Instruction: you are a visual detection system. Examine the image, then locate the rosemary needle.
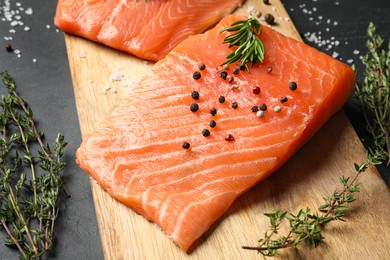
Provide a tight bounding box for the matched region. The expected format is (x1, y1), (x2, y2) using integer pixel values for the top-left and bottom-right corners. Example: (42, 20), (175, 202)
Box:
(220, 16), (265, 72)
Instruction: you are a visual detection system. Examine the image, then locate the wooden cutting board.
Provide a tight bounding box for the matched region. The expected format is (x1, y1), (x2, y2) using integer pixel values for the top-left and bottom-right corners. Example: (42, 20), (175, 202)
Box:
(64, 1), (390, 259)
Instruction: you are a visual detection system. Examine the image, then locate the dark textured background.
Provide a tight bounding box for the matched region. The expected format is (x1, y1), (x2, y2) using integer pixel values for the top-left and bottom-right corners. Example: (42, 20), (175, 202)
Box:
(0, 0), (388, 259)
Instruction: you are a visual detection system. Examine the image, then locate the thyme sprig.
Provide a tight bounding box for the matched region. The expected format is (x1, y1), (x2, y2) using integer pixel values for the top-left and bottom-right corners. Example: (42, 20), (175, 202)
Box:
(242, 149), (386, 257)
(220, 16), (265, 72)
(0, 71), (68, 259)
(355, 22), (390, 165)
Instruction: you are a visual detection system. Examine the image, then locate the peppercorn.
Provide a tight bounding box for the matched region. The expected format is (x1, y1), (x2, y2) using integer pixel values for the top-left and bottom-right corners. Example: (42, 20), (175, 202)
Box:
(228, 76), (234, 83)
(225, 134), (235, 141)
(251, 106), (259, 112)
(191, 91), (199, 100)
(190, 103), (199, 112)
(259, 103), (267, 111)
(280, 96), (288, 103)
(209, 120), (216, 128)
(289, 81), (298, 91)
(264, 13), (275, 25)
(193, 71), (201, 80)
(233, 68), (240, 75)
(182, 142), (190, 149)
(274, 106), (282, 113)
(231, 102), (238, 109)
(220, 71), (228, 80)
(202, 129), (211, 137)
(198, 63), (206, 71)
(219, 96), (226, 103)
(231, 84), (239, 90)
(256, 111), (265, 118)
(263, 0), (270, 5)
(239, 64), (246, 71)
(5, 43), (13, 52)
(210, 107), (217, 116)
(252, 86), (261, 94)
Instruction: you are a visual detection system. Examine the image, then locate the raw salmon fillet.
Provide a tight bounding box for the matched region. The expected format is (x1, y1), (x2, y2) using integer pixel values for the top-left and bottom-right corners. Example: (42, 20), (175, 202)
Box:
(76, 15), (355, 251)
(54, 0), (244, 61)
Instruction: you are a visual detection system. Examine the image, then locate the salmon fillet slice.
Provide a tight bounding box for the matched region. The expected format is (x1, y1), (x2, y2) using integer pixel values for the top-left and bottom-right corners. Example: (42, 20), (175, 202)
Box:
(54, 0), (244, 61)
(76, 15), (356, 251)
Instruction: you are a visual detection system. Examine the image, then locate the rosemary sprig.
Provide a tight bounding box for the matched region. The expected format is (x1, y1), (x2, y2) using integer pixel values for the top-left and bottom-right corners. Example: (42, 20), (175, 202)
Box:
(242, 149), (386, 257)
(355, 22), (390, 165)
(220, 16), (265, 72)
(0, 71), (68, 259)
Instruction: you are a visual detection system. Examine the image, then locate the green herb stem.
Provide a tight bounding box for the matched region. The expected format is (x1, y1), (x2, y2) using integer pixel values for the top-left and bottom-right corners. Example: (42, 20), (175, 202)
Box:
(355, 22), (389, 165)
(220, 16), (265, 71)
(0, 71), (68, 259)
(242, 149), (385, 257)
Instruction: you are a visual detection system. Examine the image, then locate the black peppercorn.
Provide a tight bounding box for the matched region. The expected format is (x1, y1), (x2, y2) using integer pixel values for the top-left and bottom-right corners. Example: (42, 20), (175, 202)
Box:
(264, 13), (275, 25)
(263, 0), (270, 5)
(220, 71), (228, 80)
(259, 103), (267, 111)
(190, 103), (199, 112)
(233, 68), (240, 75)
(193, 71), (201, 80)
(289, 81), (298, 91)
(182, 142), (190, 149)
(280, 96), (288, 103)
(198, 63), (206, 71)
(202, 129), (211, 137)
(231, 102), (238, 109)
(251, 106), (259, 112)
(210, 107), (217, 116)
(191, 91), (199, 100)
(209, 120), (216, 128)
(5, 43), (13, 52)
(219, 96), (225, 103)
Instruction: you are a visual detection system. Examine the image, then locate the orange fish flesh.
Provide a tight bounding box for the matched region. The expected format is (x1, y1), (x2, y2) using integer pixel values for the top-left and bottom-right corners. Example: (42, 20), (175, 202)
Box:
(54, 0), (245, 61)
(76, 15), (356, 251)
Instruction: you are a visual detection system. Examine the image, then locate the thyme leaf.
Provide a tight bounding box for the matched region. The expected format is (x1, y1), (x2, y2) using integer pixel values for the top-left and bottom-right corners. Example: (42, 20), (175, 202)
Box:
(242, 149), (386, 257)
(355, 22), (390, 165)
(220, 16), (265, 72)
(0, 71), (68, 259)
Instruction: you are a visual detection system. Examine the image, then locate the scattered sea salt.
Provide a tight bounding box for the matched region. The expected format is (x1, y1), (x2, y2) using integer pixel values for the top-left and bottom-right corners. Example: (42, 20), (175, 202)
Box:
(109, 71), (124, 82)
(46, 24), (51, 29)
(32, 58), (37, 63)
(23, 26), (30, 31)
(353, 50), (360, 55)
(347, 59), (353, 64)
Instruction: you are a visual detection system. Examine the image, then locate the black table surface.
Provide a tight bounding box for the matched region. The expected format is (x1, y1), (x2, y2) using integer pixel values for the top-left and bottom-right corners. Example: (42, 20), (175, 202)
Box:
(0, 0), (388, 259)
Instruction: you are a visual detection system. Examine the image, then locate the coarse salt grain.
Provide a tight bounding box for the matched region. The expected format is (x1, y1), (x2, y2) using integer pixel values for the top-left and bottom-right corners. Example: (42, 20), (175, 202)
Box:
(25, 8), (33, 15)
(353, 50), (360, 55)
(109, 71), (123, 82)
